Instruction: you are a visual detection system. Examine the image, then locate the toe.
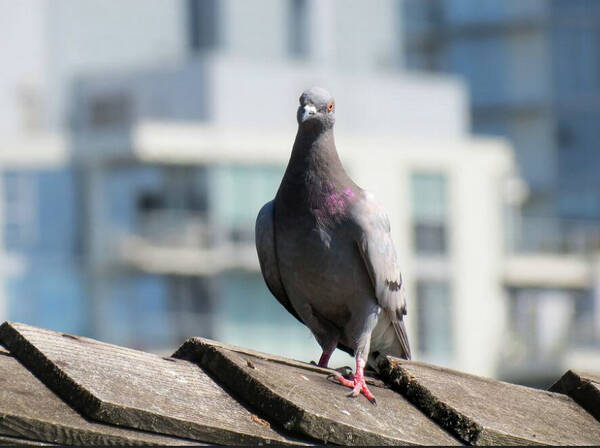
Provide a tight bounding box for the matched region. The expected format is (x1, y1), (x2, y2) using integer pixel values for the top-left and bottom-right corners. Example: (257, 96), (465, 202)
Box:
(335, 375), (355, 388)
(349, 383), (362, 397)
(361, 383), (377, 405)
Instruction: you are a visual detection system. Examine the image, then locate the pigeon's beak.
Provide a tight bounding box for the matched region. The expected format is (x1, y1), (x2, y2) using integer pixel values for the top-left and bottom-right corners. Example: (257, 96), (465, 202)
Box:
(301, 104), (317, 122)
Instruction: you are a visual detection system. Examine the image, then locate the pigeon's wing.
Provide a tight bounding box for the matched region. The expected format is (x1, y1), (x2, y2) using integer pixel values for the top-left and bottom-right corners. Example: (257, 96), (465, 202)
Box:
(352, 192), (411, 359)
(255, 200), (302, 323)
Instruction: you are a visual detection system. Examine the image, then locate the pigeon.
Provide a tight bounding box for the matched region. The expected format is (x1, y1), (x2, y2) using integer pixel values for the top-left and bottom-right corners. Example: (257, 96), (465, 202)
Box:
(255, 87), (410, 404)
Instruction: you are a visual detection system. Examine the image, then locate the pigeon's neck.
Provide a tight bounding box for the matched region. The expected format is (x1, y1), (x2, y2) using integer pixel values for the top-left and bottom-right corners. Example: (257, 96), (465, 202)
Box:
(277, 127), (355, 213)
(286, 127), (350, 187)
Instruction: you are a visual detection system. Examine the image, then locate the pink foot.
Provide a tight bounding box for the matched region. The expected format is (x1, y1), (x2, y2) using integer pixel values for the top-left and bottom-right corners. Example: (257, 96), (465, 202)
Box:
(331, 358), (376, 405)
(335, 374), (376, 404)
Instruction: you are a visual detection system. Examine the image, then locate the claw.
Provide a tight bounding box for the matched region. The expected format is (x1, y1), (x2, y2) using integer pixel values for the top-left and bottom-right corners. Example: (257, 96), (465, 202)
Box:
(333, 374), (377, 405)
(326, 373), (340, 383)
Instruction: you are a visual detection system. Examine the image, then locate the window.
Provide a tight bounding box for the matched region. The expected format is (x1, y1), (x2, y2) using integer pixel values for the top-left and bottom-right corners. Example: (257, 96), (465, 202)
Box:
(3, 171), (38, 252)
(571, 290), (596, 347)
(168, 276), (215, 343)
(411, 172), (449, 255)
(99, 274), (171, 350)
(288, 0), (308, 58)
(7, 265), (85, 335)
(89, 93), (132, 129)
(17, 83), (43, 132)
(188, 0), (219, 52)
(508, 287), (576, 361)
(416, 280), (452, 357)
(211, 164), (283, 243)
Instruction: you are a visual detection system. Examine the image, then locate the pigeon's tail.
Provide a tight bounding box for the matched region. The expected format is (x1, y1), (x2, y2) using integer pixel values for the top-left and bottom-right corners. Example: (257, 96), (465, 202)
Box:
(391, 319), (411, 360)
(367, 311), (411, 372)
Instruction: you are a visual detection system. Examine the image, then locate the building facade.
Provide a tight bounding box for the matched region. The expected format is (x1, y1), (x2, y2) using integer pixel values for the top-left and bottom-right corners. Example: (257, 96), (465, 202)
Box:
(403, 0), (600, 222)
(403, 0), (600, 384)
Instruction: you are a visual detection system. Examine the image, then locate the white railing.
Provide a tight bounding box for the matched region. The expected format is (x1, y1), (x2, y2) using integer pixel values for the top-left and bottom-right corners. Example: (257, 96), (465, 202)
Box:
(501, 295), (600, 371)
(135, 210), (215, 248)
(113, 210), (258, 274)
(507, 215), (600, 255)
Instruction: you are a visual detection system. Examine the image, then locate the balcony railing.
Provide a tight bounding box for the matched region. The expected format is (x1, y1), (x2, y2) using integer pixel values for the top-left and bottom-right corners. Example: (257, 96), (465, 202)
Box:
(507, 215), (600, 255)
(500, 290), (600, 379)
(133, 209), (254, 248)
(113, 210), (257, 274)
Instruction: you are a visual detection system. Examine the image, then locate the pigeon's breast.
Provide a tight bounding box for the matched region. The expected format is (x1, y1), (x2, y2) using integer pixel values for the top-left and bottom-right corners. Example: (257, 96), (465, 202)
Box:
(275, 213), (374, 323)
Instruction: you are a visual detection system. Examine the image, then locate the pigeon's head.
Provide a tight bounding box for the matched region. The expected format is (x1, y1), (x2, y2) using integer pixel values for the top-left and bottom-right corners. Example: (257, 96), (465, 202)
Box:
(297, 87), (335, 131)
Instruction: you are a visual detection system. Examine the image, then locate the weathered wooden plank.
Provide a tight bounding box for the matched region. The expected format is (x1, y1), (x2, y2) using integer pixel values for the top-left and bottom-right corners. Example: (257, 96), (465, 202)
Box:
(0, 322), (307, 446)
(379, 357), (600, 445)
(0, 348), (200, 446)
(0, 434), (57, 446)
(550, 370), (600, 422)
(173, 337), (461, 446)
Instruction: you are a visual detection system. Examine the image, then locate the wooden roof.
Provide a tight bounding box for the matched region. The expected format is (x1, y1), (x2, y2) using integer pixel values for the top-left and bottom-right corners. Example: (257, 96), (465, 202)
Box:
(1, 321), (599, 446)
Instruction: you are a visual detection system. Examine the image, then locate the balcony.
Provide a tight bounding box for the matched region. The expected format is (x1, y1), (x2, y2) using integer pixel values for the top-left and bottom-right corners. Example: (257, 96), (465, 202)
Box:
(508, 215), (600, 255)
(114, 209), (258, 275)
(498, 287), (600, 385)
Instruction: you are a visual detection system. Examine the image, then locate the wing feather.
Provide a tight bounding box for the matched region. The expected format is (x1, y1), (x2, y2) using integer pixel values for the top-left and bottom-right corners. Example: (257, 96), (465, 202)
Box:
(353, 193), (411, 359)
(255, 200), (302, 323)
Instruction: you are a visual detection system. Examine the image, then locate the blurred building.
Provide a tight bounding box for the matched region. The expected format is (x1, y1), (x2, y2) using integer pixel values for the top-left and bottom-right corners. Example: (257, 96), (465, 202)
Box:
(0, 0), (598, 385)
(403, 0), (600, 384)
(403, 0), (600, 227)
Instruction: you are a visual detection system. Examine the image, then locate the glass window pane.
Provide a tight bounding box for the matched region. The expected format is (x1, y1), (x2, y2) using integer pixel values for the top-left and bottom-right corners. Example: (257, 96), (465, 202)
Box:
(416, 281), (452, 359)
(414, 223), (447, 254)
(411, 172), (448, 254)
(215, 272), (345, 363)
(411, 172), (447, 221)
(211, 164), (283, 241)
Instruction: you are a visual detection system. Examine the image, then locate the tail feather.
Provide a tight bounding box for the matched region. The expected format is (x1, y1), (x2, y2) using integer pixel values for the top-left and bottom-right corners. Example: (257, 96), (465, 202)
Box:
(367, 311), (411, 372)
(392, 319), (411, 360)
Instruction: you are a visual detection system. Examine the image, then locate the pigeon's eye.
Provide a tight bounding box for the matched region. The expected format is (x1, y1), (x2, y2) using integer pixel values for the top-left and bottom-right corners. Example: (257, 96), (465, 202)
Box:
(327, 102), (334, 112)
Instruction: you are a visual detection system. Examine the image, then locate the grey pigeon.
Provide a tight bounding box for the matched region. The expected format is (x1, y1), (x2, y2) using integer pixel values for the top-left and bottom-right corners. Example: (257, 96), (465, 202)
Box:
(255, 87), (410, 404)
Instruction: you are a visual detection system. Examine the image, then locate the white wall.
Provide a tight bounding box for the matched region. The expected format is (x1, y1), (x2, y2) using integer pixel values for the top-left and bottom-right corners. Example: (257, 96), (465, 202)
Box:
(332, 0), (401, 70)
(45, 0), (188, 130)
(0, 1), (46, 134)
(221, 0), (402, 70)
(208, 56), (469, 137)
(0, 0), (188, 135)
(221, 0), (289, 61)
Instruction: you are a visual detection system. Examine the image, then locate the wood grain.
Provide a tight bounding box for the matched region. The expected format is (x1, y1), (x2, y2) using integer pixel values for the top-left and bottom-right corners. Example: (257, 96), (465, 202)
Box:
(379, 357), (600, 445)
(0, 348), (201, 445)
(174, 337), (461, 445)
(0, 434), (57, 446)
(0, 322), (306, 446)
(550, 369), (600, 423)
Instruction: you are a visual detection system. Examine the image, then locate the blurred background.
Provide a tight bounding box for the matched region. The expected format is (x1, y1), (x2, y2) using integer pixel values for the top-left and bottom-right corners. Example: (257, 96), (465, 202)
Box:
(1, 0), (599, 388)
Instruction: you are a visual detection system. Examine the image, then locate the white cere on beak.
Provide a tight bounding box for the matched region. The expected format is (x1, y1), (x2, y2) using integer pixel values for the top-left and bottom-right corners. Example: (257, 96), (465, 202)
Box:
(302, 104), (317, 122)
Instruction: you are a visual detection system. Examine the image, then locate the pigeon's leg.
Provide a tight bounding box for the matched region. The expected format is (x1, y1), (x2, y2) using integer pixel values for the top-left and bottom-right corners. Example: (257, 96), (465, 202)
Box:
(333, 311), (378, 404)
(296, 302), (340, 368)
(317, 349), (333, 368)
(335, 356), (376, 404)
(313, 338), (338, 368)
